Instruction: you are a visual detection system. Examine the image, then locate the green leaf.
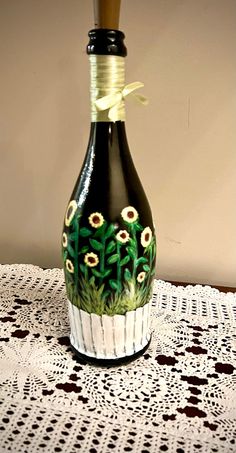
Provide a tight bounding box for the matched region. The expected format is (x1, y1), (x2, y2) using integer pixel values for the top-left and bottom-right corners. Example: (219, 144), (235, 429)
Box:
(91, 268), (103, 278)
(79, 264), (86, 273)
(124, 268), (132, 281)
(120, 255), (130, 266)
(79, 245), (89, 254)
(105, 223), (115, 239)
(106, 240), (116, 254)
(67, 244), (76, 258)
(103, 268), (112, 278)
(109, 279), (120, 291)
(129, 238), (136, 248)
(89, 239), (103, 251)
(136, 257), (148, 266)
(133, 222), (143, 232)
(107, 254), (119, 264)
(69, 232), (77, 241)
(126, 246), (136, 260)
(79, 227), (92, 237)
(143, 264), (150, 272)
(94, 222), (106, 238)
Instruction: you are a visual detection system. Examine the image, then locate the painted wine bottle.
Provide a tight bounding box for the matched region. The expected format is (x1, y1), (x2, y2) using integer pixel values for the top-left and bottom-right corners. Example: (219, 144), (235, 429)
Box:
(62, 27), (156, 365)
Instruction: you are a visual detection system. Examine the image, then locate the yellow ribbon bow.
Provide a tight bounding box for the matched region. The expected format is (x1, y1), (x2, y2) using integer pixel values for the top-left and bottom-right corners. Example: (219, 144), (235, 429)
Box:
(94, 82), (149, 122)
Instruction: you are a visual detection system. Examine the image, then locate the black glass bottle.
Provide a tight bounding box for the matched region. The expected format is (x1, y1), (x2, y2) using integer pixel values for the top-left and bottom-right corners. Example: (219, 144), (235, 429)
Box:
(62, 29), (156, 365)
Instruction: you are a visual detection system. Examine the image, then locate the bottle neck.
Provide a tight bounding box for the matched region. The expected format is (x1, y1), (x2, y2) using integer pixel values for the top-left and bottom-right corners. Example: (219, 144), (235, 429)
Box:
(89, 54), (126, 122)
(89, 121), (128, 149)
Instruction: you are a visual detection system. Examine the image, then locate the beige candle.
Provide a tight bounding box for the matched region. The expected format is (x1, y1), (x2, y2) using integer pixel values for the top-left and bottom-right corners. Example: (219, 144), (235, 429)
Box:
(93, 0), (121, 29)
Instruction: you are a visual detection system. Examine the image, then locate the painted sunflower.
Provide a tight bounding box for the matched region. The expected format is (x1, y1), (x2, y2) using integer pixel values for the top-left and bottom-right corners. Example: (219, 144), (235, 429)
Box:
(88, 212), (104, 228)
(66, 259), (74, 273)
(62, 232), (68, 248)
(65, 200), (77, 227)
(116, 230), (130, 244)
(141, 227), (152, 248)
(84, 252), (99, 267)
(121, 206), (138, 223)
(137, 271), (146, 283)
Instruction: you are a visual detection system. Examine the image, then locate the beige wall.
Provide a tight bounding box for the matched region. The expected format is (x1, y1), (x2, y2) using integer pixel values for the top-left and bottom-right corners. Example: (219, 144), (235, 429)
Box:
(1, 0), (236, 286)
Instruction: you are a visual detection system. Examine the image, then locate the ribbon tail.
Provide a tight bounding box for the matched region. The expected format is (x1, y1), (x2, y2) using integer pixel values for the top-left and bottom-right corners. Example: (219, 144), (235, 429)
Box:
(122, 82), (144, 97)
(131, 93), (149, 106)
(94, 81), (148, 121)
(95, 93), (122, 111)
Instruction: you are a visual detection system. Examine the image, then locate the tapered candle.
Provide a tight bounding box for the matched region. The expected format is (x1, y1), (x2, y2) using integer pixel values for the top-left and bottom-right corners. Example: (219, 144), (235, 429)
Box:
(93, 0), (121, 29)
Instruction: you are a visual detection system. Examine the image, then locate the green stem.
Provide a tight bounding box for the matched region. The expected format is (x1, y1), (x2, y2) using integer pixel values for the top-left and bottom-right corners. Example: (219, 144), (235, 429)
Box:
(99, 234), (106, 286)
(131, 224), (138, 280)
(147, 245), (153, 289)
(74, 216), (80, 293)
(117, 242), (121, 289)
(84, 264), (89, 282)
(152, 238), (157, 268)
(150, 243), (153, 268)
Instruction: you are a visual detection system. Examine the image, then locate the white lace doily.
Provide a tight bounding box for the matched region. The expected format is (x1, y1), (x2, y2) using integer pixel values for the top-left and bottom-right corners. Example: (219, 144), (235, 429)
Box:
(0, 264), (235, 453)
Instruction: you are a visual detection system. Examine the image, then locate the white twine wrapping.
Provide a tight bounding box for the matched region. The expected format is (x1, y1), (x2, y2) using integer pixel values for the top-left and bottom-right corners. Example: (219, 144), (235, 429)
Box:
(90, 55), (148, 122)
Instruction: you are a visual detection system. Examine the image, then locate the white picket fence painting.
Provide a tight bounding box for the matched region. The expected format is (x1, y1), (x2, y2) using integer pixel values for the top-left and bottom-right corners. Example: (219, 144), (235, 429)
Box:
(68, 301), (152, 360)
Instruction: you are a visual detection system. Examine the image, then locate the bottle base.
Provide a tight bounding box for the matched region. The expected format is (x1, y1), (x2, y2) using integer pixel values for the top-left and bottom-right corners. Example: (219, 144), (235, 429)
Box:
(70, 336), (151, 367)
